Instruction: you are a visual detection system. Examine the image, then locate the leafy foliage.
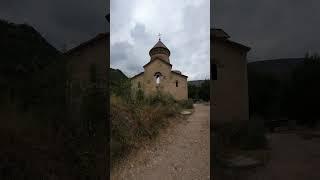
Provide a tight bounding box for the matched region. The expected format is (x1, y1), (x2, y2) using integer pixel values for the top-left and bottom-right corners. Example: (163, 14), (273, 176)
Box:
(248, 68), (282, 119)
(287, 53), (320, 127)
(248, 52), (320, 128)
(178, 99), (194, 109)
(188, 84), (200, 100)
(199, 80), (210, 101)
(188, 79), (210, 101)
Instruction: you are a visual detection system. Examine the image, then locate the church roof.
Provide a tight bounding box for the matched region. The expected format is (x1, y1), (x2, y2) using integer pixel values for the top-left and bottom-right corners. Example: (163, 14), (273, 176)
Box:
(152, 39), (169, 49)
(149, 39), (171, 57)
(131, 72), (144, 79)
(143, 57), (172, 68)
(171, 70), (188, 78)
(211, 28), (230, 39)
(64, 33), (109, 56)
(211, 28), (250, 52)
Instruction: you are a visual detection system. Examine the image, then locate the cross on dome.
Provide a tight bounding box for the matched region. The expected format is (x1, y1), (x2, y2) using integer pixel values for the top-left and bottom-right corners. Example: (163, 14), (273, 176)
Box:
(158, 33), (162, 40)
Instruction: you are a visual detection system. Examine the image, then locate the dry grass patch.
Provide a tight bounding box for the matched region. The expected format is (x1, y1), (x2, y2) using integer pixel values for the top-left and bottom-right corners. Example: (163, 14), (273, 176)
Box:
(110, 94), (184, 167)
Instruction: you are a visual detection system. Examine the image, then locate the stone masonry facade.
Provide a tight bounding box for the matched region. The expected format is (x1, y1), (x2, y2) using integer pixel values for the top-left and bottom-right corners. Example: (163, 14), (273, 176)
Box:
(131, 39), (188, 101)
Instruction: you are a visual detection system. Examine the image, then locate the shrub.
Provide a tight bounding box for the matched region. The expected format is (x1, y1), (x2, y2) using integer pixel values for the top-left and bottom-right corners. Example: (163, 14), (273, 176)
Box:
(188, 80), (210, 101)
(110, 79), (133, 103)
(136, 89), (144, 102)
(110, 93), (180, 165)
(145, 92), (175, 106)
(178, 99), (194, 109)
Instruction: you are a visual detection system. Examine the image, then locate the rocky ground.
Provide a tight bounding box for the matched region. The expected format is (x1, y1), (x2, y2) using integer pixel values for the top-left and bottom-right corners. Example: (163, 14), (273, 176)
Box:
(111, 103), (210, 180)
(247, 131), (320, 180)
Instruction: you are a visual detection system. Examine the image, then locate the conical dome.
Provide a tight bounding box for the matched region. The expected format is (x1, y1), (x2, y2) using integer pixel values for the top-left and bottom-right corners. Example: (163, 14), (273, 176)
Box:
(149, 39), (171, 62)
(152, 40), (169, 49)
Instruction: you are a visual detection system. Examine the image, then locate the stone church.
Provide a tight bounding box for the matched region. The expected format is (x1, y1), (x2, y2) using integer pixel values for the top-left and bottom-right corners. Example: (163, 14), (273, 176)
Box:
(211, 28), (250, 124)
(131, 38), (188, 100)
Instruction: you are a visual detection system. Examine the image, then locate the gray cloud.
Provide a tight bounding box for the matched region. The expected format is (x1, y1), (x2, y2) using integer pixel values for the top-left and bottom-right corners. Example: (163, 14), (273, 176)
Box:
(111, 0), (210, 80)
(212, 0), (320, 61)
(0, 0), (108, 50)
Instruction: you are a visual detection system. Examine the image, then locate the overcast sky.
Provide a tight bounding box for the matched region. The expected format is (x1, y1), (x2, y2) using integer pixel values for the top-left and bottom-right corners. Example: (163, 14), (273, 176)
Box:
(2, 0), (317, 70)
(212, 0), (320, 61)
(0, 0), (108, 50)
(110, 0), (210, 80)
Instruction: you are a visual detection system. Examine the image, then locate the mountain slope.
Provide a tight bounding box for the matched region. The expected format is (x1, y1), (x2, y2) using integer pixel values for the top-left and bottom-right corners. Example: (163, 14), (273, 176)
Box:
(188, 80), (205, 87)
(110, 68), (128, 82)
(248, 58), (304, 81)
(247, 58), (305, 118)
(0, 19), (61, 79)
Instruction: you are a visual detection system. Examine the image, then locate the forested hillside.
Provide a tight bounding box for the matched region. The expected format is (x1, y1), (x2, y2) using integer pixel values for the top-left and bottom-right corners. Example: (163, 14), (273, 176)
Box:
(248, 55), (320, 127)
(0, 19), (61, 78)
(0, 20), (71, 179)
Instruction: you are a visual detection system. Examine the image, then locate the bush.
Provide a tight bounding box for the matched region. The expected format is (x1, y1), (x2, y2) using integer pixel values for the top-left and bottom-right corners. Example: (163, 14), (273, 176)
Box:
(110, 93), (180, 165)
(145, 92), (176, 106)
(136, 89), (144, 102)
(188, 80), (210, 101)
(110, 79), (133, 103)
(178, 99), (194, 109)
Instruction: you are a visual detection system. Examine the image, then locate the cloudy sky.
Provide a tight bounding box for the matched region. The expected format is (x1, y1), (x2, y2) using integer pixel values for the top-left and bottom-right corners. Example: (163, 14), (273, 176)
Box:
(212, 0), (320, 61)
(0, 0), (108, 50)
(2, 0), (317, 69)
(110, 0), (210, 80)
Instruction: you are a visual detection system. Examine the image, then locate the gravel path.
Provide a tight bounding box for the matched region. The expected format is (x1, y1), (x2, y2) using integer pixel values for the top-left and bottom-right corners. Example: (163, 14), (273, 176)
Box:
(111, 103), (210, 180)
(248, 132), (320, 180)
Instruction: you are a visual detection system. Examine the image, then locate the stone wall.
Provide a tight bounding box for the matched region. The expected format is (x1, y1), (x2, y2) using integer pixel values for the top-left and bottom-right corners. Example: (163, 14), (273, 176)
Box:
(168, 73), (188, 100)
(212, 39), (249, 123)
(131, 59), (188, 100)
(64, 34), (108, 179)
(66, 34), (108, 127)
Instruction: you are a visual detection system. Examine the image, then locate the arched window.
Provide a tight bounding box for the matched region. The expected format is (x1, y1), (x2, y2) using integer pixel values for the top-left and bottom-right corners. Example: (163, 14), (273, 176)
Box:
(176, 80), (179, 87)
(154, 72), (162, 85)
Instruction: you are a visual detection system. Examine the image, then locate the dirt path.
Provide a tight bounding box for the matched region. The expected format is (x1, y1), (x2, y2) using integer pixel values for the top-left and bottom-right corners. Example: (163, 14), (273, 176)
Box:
(111, 103), (210, 180)
(248, 132), (320, 180)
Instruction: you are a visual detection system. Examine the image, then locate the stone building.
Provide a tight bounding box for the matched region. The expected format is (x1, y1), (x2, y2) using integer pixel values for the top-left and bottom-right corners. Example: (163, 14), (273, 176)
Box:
(63, 15), (109, 178)
(211, 28), (250, 123)
(65, 33), (108, 126)
(131, 39), (188, 100)
(65, 34), (108, 178)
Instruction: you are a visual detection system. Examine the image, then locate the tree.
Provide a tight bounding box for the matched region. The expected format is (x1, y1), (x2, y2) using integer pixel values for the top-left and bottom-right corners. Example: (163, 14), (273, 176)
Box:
(288, 52), (320, 127)
(248, 69), (281, 119)
(188, 84), (199, 100)
(199, 80), (210, 101)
